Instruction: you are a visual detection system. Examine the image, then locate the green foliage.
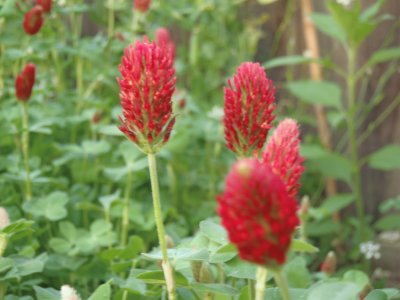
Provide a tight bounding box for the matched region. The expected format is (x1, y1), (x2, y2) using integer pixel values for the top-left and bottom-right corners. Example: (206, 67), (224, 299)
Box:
(368, 145), (400, 171)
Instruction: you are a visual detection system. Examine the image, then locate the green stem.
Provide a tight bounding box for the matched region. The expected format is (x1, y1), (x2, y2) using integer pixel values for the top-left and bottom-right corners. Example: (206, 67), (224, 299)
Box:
(248, 279), (255, 300)
(121, 169), (132, 246)
(147, 153), (176, 300)
(274, 269), (291, 300)
(346, 46), (365, 240)
(255, 267), (268, 300)
(21, 102), (32, 201)
(0, 283), (6, 300)
(108, 0), (115, 39)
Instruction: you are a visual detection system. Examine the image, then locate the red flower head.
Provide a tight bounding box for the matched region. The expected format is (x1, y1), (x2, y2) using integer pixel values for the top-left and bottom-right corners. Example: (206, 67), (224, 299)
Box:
(23, 5), (44, 35)
(133, 0), (151, 13)
(118, 37), (176, 153)
(156, 27), (175, 60)
(263, 118), (304, 199)
(217, 158), (299, 267)
(224, 62), (276, 157)
(36, 0), (52, 13)
(15, 63), (36, 102)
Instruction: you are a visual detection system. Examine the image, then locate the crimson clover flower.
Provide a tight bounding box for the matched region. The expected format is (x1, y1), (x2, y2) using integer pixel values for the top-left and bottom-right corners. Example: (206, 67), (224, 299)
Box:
(217, 158), (299, 267)
(156, 28), (175, 60)
(15, 63), (36, 101)
(224, 62), (276, 157)
(118, 38), (176, 153)
(263, 118), (304, 199)
(23, 5), (44, 35)
(133, 0), (151, 13)
(36, 0), (52, 13)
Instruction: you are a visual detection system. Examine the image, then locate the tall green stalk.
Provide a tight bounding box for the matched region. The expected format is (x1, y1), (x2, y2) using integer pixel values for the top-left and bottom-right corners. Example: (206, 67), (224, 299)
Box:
(147, 153), (176, 300)
(346, 45), (365, 240)
(121, 169), (132, 246)
(274, 269), (291, 300)
(21, 102), (32, 201)
(108, 0), (115, 39)
(255, 267), (268, 300)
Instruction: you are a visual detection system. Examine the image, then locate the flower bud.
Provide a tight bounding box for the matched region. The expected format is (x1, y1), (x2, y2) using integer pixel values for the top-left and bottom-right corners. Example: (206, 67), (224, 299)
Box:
(191, 261), (214, 283)
(199, 262), (214, 283)
(321, 251), (337, 275)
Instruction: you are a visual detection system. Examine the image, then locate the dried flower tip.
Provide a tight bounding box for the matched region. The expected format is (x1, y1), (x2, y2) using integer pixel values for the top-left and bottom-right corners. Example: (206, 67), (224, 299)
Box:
(223, 62), (276, 157)
(263, 118), (304, 199)
(0, 208), (10, 230)
(218, 158), (299, 267)
(133, 0), (151, 13)
(60, 285), (81, 300)
(321, 251), (337, 275)
(23, 5), (44, 35)
(15, 63), (36, 102)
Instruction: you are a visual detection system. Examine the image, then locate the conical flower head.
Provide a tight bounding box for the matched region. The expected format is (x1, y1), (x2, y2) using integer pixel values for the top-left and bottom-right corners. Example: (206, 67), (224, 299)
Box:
(118, 38), (176, 153)
(23, 5), (44, 35)
(263, 118), (304, 199)
(15, 63), (36, 102)
(224, 62), (276, 157)
(217, 158), (299, 267)
(156, 28), (175, 60)
(133, 0), (151, 13)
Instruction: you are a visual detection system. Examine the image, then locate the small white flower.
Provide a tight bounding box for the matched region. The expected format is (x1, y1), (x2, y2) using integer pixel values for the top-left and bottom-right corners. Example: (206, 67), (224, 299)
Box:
(0, 207), (10, 230)
(60, 285), (81, 300)
(360, 241), (381, 260)
(207, 106), (224, 120)
(337, 0), (352, 6)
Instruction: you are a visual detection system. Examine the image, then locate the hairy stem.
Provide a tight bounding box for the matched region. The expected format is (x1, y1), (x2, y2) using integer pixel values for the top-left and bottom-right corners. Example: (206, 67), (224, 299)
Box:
(346, 46), (365, 240)
(255, 267), (268, 300)
(274, 269), (291, 300)
(21, 102), (32, 201)
(147, 153), (176, 300)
